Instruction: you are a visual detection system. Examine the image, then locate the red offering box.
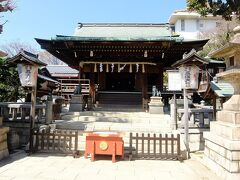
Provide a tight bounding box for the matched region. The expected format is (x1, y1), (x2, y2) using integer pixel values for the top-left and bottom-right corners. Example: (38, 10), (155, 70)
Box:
(84, 132), (124, 162)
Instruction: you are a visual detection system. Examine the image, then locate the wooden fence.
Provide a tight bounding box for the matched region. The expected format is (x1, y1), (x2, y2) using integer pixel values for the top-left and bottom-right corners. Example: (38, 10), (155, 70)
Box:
(129, 133), (181, 160)
(33, 128), (78, 154)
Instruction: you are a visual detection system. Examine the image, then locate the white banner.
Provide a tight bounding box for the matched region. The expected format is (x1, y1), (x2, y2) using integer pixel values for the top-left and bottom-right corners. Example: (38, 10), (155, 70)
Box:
(179, 65), (199, 89)
(167, 70), (182, 91)
(17, 64), (38, 87)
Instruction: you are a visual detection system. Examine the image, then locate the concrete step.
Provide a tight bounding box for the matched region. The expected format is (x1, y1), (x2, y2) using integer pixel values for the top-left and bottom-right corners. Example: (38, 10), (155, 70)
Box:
(56, 121), (171, 133)
(60, 116), (170, 125)
(61, 111), (169, 119)
(58, 111), (171, 135)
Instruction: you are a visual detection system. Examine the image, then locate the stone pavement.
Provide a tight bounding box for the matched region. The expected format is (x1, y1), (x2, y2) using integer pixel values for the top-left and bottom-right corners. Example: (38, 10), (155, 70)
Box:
(0, 151), (222, 180)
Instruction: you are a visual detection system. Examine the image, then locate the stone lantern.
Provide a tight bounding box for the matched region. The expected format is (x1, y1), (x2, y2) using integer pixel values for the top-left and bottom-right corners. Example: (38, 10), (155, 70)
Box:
(203, 26), (240, 180)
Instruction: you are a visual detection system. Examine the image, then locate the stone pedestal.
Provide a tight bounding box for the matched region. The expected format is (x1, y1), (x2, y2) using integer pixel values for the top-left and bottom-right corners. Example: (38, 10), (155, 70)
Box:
(148, 96), (164, 114)
(203, 106), (240, 179)
(0, 117), (9, 160)
(69, 95), (84, 112)
(203, 75), (240, 179)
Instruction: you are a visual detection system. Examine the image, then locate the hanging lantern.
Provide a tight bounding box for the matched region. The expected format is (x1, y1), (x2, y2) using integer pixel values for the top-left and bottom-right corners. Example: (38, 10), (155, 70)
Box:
(142, 64), (145, 73)
(129, 64), (132, 73)
(94, 63), (97, 72)
(144, 50), (148, 58)
(118, 64), (120, 73)
(106, 64), (109, 72)
(90, 50), (94, 57)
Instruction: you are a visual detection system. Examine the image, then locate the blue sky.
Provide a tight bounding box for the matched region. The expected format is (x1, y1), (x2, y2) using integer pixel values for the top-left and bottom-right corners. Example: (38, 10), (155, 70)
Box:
(0, 0), (187, 50)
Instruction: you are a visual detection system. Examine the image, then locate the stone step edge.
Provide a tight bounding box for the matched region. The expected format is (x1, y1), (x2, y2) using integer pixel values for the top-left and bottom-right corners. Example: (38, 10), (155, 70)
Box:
(204, 132), (240, 151)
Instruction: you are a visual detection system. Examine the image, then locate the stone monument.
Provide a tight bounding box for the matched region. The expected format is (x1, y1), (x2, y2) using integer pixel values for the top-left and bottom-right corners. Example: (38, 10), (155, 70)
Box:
(69, 85), (84, 112)
(148, 86), (164, 114)
(203, 26), (240, 180)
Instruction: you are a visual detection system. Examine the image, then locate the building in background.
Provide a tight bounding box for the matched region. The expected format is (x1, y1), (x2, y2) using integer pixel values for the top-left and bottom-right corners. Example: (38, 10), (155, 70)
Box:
(169, 10), (222, 40)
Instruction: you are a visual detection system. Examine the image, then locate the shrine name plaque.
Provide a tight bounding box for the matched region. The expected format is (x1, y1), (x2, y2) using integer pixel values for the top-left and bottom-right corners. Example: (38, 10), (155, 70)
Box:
(84, 132), (124, 163)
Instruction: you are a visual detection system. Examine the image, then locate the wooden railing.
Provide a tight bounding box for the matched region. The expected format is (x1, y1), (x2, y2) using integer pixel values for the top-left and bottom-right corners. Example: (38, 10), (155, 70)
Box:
(58, 79), (90, 103)
(0, 102), (46, 122)
(129, 133), (181, 160)
(33, 128), (78, 154)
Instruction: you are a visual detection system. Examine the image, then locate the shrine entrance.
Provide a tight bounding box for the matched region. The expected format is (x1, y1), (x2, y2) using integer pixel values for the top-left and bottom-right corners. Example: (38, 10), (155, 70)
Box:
(36, 23), (208, 108)
(106, 73), (135, 91)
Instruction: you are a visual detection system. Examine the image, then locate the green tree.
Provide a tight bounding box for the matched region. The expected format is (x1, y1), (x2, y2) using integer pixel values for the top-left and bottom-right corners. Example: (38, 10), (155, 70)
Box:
(0, 57), (24, 102)
(187, 0), (240, 20)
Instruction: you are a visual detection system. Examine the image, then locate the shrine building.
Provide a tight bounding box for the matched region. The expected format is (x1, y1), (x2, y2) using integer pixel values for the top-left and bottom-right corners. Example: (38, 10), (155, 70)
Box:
(36, 23), (208, 108)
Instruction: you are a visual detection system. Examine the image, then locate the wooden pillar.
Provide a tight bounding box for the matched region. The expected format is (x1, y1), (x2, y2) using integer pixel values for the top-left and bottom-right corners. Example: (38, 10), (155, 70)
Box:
(79, 63), (83, 80)
(156, 65), (163, 91)
(89, 64), (95, 101)
(141, 72), (148, 110)
(141, 73), (148, 99)
(29, 85), (37, 154)
(98, 70), (106, 90)
(135, 73), (141, 91)
(213, 95), (217, 121)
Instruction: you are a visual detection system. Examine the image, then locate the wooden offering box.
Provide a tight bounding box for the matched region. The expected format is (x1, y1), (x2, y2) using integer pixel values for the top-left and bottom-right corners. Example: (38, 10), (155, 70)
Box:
(84, 132), (124, 162)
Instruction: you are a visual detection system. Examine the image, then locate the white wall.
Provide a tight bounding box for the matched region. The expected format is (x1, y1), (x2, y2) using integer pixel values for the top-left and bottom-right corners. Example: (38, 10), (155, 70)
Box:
(174, 18), (218, 40)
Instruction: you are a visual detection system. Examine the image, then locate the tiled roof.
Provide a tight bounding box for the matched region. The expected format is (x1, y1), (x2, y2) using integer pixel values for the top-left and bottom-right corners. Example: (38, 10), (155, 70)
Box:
(46, 65), (79, 77)
(38, 74), (59, 84)
(7, 50), (47, 66)
(172, 51), (209, 67)
(74, 23), (173, 38)
(210, 81), (234, 97)
(51, 23), (184, 42)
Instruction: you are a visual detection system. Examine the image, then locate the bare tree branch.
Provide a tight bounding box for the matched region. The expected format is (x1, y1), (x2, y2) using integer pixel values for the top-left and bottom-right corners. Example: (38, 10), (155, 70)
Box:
(198, 18), (240, 57)
(0, 41), (37, 57)
(0, 0), (15, 33)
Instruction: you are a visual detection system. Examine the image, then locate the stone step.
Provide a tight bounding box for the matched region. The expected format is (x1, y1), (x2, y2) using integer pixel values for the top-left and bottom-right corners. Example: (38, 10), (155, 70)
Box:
(60, 116), (170, 124)
(61, 111), (169, 119)
(56, 122), (171, 132)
